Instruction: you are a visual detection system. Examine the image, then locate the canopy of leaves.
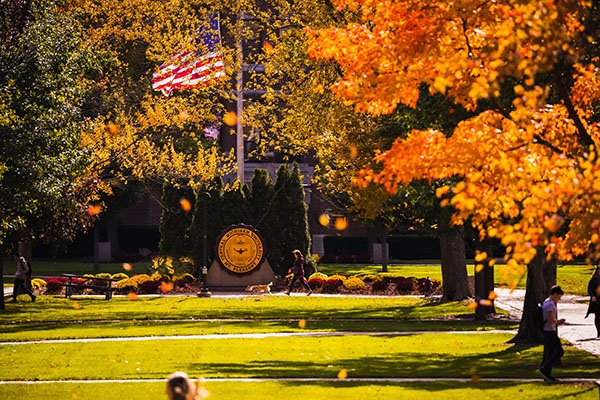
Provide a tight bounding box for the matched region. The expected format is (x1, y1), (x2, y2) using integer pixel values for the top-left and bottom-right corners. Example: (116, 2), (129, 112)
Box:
(309, 0), (600, 271)
(0, 0), (100, 248)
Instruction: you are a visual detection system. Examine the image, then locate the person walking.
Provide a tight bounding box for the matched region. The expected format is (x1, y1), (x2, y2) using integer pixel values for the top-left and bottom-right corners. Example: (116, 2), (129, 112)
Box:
(285, 249), (312, 296)
(585, 266), (600, 338)
(539, 285), (565, 382)
(12, 253), (36, 302)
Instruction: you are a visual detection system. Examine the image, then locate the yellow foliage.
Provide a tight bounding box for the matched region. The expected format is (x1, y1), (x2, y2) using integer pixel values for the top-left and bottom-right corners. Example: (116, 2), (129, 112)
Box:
(311, 1), (600, 280)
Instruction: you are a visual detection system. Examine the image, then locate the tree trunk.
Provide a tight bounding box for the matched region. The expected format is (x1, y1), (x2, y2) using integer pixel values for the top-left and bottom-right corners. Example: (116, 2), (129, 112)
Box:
(440, 227), (470, 301)
(93, 225), (100, 273)
(475, 240), (496, 319)
(0, 252), (4, 310)
(381, 224), (388, 273)
(508, 246), (555, 344)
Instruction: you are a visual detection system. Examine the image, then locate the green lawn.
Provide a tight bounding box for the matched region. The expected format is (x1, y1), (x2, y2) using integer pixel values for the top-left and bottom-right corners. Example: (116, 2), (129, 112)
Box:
(1, 381), (597, 400)
(0, 319), (518, 342)
(1, 332), (599, 380)
(0, 296), (477, 323)
(0, 291), (598, 400)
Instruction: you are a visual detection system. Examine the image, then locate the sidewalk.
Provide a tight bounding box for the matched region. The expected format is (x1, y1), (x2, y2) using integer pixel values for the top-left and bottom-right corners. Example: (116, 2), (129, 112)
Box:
(495, 288), (600, 357)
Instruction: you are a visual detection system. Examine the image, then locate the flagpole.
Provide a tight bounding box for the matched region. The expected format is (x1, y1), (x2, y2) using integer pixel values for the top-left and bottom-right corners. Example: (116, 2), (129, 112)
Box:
(236, 10), (244, 184)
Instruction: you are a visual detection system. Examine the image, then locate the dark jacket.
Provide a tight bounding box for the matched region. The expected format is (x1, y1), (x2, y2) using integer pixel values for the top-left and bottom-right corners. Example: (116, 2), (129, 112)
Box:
(586, 275), (600, 317)
(292, 258), (305, 277)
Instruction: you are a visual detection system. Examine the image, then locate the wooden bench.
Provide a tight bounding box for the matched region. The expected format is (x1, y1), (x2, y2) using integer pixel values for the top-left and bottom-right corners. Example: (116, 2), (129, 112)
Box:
(62, 274), (118, 300)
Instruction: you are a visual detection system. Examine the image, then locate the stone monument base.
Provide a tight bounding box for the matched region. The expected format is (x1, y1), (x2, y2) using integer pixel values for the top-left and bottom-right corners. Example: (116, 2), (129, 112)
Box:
(206, 259), (276, 290)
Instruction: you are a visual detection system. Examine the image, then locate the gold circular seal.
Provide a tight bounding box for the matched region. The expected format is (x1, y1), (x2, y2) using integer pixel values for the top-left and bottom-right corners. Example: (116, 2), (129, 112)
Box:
(216, 226), (265, 274)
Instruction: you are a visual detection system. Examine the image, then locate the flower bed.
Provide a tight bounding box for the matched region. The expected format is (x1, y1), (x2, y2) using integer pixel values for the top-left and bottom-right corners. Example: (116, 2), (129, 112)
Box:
(298, 273), (442, 295)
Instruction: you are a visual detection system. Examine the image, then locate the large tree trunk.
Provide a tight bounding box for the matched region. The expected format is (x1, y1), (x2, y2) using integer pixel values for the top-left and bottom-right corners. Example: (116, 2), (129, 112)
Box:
(475, 240), (496, 319)
(440, 227), (470, 301)
(508, 247), (556, 344)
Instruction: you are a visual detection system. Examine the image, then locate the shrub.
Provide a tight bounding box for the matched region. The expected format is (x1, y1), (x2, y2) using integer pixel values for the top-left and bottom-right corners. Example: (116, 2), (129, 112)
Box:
(381, 273), (397, 283)
(308, 272), (328, 280)
(111, 273), (129, 281)
(45, 279), (64, 293)
(95, 273), (112, 280)
(138, 280), (161, 294)
(131, 274), (151, 285)
(395, 277), (415, 293)
(116, 278), (137, 293)
(359, 274), (380, 283)
(322, 276), (344, 293)
(174, 273), (195, 285)
(307, 276), (326, 289)
(328, 274), (347, 282)
(372, 280), (389, 292)
(30, 278), (46, 290)
(343, 277), (366, 291)
(322, 279), (341, 293)
(151, 256), (194, 278)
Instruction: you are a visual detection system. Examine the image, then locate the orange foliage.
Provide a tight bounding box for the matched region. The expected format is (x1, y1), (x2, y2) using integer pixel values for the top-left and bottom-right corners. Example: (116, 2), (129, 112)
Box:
(310, 1), (600, 269)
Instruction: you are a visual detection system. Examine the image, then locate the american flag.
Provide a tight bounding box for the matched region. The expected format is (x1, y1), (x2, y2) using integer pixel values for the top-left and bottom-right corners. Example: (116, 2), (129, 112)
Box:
(152, 15), (226, 97)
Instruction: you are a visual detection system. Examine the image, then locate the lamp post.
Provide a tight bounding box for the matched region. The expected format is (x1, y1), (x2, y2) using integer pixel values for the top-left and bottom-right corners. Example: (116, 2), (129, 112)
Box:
(198, 192), (212, 297)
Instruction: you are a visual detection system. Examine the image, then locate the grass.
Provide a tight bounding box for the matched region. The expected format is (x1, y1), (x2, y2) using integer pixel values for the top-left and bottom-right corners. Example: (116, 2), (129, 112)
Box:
(0, 382), (598, 400)
(1, 333), (599, 380)
(1, 258), (597, 400)
(1, 381), (598, 400)
(0, 319), (519, 342)
(0, 296), (478, 323)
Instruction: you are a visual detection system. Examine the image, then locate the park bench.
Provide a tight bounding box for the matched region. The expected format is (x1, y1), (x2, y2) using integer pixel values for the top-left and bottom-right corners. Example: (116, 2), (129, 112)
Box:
(62, 273), (118, 300)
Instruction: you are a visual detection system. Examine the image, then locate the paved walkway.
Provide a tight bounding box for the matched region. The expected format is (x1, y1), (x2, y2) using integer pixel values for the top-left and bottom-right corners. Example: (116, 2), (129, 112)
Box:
(495, 288), (600, 357)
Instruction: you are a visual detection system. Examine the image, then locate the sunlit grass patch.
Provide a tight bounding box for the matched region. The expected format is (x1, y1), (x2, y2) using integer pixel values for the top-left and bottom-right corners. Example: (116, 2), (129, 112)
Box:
(1, 333), (598, 381)
(0, 319), (518, 342)
(0, 380), (597, 400)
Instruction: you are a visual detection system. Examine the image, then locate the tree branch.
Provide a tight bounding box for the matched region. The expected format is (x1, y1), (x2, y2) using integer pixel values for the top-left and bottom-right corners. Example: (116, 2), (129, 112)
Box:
(553, 60), (594, 148)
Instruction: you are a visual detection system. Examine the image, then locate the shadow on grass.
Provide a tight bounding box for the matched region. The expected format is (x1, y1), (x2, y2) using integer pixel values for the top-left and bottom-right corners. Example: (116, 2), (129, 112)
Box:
(273, 380), (598, 399)
(189, 342), (600, 379)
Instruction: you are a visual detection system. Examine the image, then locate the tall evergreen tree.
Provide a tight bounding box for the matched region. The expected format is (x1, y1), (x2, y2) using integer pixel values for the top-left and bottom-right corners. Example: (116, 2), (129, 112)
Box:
(249, 168), (277, 262)
(220, 184), (250, 228)
(159, 184), (194, 258)
(272, 163), (312, 275)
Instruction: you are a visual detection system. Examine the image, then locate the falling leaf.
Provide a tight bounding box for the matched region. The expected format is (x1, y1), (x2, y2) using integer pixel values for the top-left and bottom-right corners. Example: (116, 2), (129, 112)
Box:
(479, 299), (492, 306)
(337, 368), (348, 379)
(86, 205), (102, 216)
(318, 213), (330, 227)
(488, 291), (497, 300)
(467, 301), (478, 310)
(160, 282), (174, 293)
(180, 198), (192, 212)
(123, 263), (133, 271)
(106, 122), (119, 135)
(263, 41), (274, 53)
(72, 302), (81, 310)
(298, 319), (307, 329)
(127, 292), (138, 301)
(349, 145), (358, 159)
(334, 216), (348, 231)
(470, 375), (481, 383)
(223, 112), (237, 126)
